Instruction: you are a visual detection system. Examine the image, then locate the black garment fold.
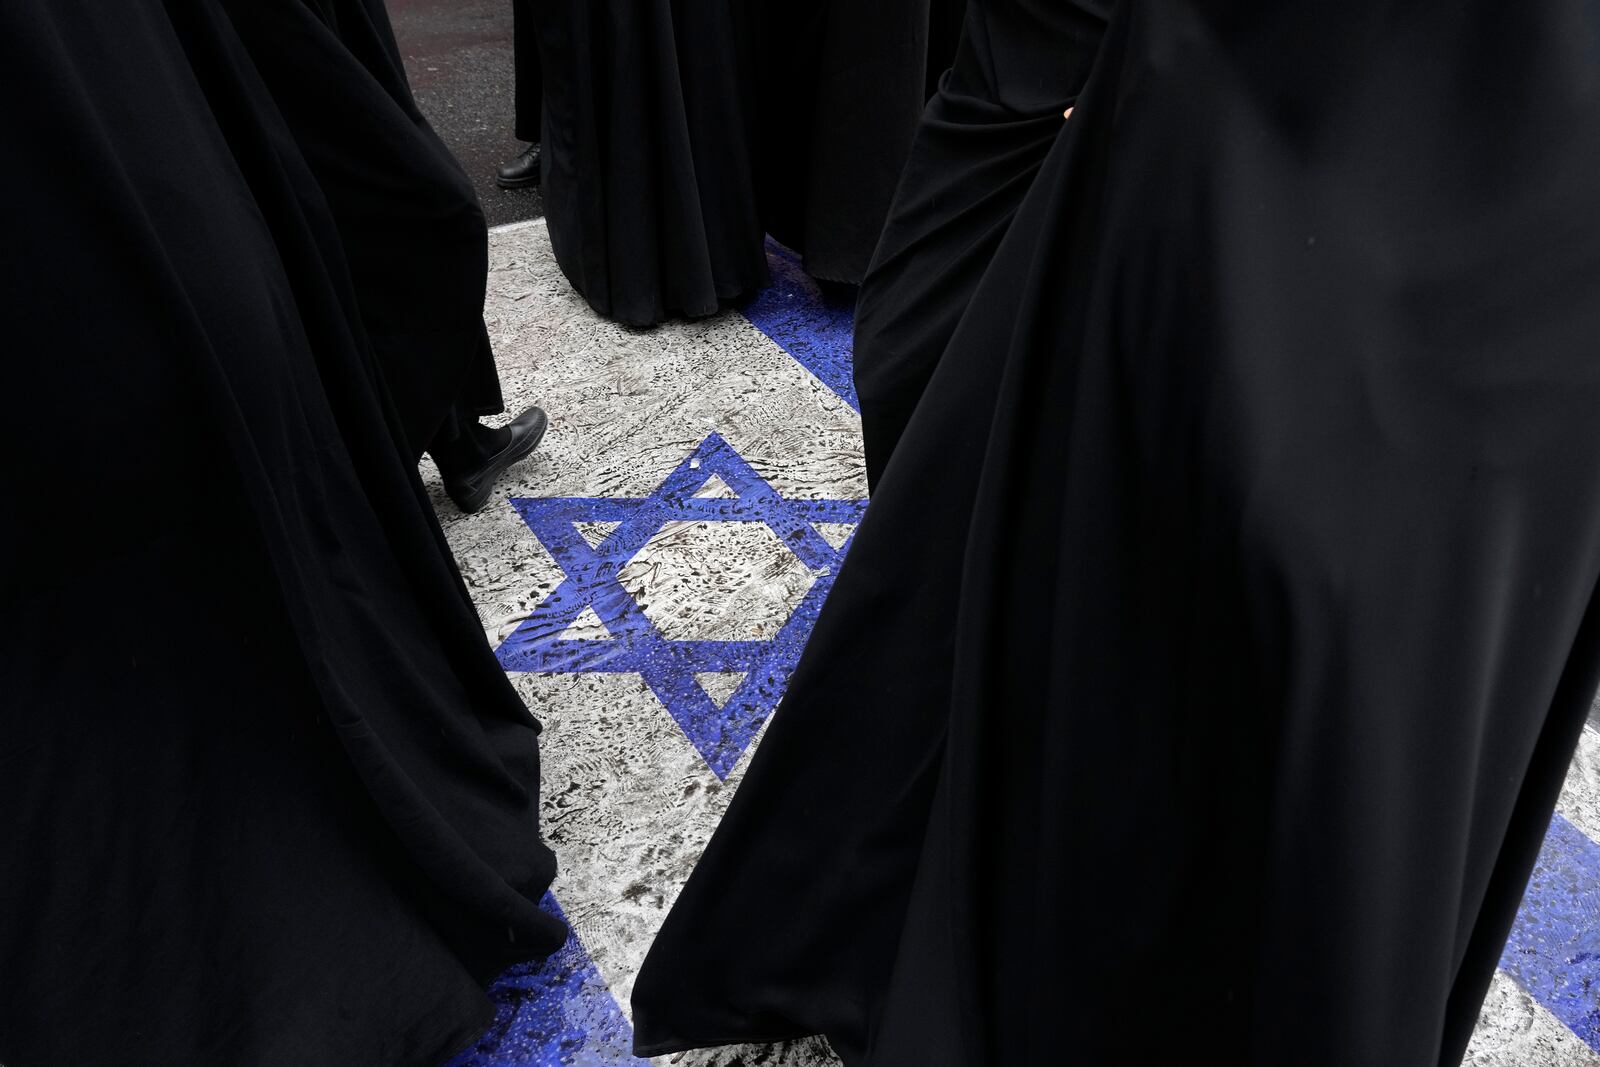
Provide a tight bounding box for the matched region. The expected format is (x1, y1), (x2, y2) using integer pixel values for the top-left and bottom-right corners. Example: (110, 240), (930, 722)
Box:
(0, 2), (560, 1063)
(530, 0), (964, 326)
(219, 0), (505, 459)
(740, 1), (937, 285)
(853, 0), (1114, 489)
(633, 1), (1600, 1064)
(532, 0), (769, 326)
(512, 0), (543, 144)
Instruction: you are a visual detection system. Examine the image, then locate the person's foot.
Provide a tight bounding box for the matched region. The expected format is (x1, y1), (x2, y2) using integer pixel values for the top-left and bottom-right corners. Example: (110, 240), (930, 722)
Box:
(441, 406), (548, 513)
(496, 143), (541, 189)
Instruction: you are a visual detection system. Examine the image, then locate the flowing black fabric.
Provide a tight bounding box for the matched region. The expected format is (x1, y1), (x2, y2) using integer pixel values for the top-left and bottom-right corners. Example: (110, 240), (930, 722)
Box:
(512, 0), (543, 144)
(217, 0), (504, 460)
(0, 2), (562, 1064)
(926, 0), (969, 98)
(633, 2), (1600, 1064)
(531, 1), (962, 325)
(740, 2), (944, 285)
(853, 0), (1113, 490)
(531, 0), (770, 326)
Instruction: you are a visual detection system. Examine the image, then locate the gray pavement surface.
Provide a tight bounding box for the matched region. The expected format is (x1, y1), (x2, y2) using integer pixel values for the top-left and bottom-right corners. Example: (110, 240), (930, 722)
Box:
(389, 0), (542, 227)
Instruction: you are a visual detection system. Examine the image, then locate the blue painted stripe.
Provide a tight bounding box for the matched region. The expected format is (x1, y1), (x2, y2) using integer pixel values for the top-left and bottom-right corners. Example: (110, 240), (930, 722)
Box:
(1502, 812), (1600, 1049)
(448, 894), (647, 1066)
(741, 240), (860, 411)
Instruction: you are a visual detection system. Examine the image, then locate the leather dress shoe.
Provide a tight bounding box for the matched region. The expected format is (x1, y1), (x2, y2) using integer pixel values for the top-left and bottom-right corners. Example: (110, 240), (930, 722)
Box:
(442, 406), (548, 514)
(496, 142), (541, 189)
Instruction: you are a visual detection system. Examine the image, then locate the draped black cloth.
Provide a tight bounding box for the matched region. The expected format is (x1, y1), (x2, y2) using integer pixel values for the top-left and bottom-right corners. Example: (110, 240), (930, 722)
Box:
(218, 0), (504, 459)
(854, 0), (1113, 490)
(633, 2), (1600, 1064)
(926, 0), (969, 98)
(0, 2), (561, 1064)
(531, 0), (961, 326)
(740, 1), (942, 285)
(532, 0), (769, 326)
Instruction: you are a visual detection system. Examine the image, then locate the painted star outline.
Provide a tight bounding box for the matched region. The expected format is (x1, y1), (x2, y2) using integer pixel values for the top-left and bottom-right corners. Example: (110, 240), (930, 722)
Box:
(496, 433), (864, 778)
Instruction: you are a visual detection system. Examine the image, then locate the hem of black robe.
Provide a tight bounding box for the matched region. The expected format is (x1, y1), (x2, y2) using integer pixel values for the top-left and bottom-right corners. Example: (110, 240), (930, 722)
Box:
(796, 259), (867, 288)
(572, 275), (770, 328)
(434, 996), (500, 1067)
(631, 1027), (823, 1061)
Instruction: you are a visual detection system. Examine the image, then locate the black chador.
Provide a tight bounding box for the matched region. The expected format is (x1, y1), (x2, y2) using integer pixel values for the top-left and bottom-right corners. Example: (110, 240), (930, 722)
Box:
(220, 0), (547, 512)
(853, 0), (1113, 489)
(633, 1), (1600, 1064)
(0, 1), (561, 1063)
(738, 0), (953, 286)
(530, 0), (770, 326)
(529, 0), (965, 326)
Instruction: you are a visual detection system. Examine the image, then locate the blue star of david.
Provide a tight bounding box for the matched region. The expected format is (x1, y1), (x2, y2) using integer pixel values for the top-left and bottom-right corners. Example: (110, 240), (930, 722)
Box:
(496, 434), (865, 778)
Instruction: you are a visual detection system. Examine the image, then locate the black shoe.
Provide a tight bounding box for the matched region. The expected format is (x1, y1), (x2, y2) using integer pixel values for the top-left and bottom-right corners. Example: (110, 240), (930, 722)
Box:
(441, 406), (548, 513)
(496, 143), (541, 189)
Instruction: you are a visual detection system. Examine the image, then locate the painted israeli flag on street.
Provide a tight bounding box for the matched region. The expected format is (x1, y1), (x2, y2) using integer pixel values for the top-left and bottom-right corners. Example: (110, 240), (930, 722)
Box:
(431, 219), (1600, 1067)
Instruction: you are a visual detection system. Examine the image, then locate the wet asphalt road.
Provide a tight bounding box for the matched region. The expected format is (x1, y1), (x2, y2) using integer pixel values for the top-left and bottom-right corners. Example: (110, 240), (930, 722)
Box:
(389, 0), (542, 227)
